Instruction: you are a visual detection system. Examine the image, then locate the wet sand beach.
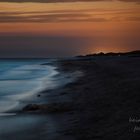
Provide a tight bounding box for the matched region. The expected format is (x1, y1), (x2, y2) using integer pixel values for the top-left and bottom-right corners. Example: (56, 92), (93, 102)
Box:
(52, 56), (140, 140)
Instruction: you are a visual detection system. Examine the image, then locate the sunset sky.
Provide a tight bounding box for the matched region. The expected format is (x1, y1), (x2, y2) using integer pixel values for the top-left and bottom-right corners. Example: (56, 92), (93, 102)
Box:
(0, 0), (139, 57)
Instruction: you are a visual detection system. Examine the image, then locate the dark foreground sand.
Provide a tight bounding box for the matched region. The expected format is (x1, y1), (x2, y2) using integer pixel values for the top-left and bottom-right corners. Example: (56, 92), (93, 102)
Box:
(19, 56), (140, 140)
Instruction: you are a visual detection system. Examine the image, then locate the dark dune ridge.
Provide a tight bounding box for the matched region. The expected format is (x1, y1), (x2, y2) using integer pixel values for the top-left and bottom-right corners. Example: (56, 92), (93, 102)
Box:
(22, 55), (140, 140)
(77, 50), (140, 58)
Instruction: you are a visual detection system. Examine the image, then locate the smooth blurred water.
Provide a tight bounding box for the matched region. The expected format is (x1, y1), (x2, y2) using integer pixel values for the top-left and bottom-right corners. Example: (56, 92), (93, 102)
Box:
(0, 59), (83, 140)
(0, 59), (58, 115)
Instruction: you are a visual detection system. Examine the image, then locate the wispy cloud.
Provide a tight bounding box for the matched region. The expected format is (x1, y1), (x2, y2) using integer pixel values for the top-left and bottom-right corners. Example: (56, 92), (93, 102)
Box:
(0, 8), (139, 23)
(0, 12), (107, 22)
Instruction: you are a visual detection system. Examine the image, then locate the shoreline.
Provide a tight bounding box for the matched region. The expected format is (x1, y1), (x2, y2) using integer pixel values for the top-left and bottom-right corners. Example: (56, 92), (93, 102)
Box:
(1, 56), (140, 140)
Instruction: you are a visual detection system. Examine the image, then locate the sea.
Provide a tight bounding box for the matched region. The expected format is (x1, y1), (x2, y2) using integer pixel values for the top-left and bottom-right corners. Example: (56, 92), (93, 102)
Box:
(0, 58), (82, 140)
(0, 58), (72, 116)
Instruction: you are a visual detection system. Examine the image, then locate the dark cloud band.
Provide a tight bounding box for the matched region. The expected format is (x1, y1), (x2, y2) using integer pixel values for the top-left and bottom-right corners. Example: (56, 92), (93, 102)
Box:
(0, 0), (139, 3)
(0, 9), (139, 23)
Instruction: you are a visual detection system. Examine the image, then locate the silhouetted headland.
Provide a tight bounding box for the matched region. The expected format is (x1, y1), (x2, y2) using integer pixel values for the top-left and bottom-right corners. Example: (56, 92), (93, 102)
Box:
(77, 50), (140, 58)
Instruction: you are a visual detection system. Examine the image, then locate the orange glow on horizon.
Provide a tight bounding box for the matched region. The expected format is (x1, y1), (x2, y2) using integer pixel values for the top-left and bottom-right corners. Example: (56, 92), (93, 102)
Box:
(0, 1), (139, 55)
